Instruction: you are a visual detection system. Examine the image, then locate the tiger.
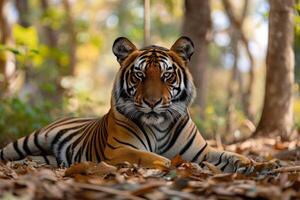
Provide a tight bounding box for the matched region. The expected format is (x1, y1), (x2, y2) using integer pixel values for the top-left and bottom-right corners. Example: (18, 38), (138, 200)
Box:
(0, 36), (255, 173)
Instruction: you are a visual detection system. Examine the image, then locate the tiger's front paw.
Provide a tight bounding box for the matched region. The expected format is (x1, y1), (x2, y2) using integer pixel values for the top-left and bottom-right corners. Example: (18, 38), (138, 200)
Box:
(225, 153), (280, 175)
(232, 154), (255, 174)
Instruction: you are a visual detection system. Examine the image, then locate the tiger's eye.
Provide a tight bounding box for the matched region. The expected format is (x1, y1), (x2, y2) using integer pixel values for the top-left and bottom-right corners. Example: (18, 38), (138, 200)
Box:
(135, 72), (144, 78)
(163, 72), (172, 79)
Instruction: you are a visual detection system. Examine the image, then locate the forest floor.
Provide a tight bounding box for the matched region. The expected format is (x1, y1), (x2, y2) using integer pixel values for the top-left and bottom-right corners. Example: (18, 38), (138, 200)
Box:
(0, 137), (300, 200)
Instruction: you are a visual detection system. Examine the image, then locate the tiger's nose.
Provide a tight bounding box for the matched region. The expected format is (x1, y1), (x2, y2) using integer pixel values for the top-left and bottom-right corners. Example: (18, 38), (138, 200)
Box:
(143, 98), (162, 108)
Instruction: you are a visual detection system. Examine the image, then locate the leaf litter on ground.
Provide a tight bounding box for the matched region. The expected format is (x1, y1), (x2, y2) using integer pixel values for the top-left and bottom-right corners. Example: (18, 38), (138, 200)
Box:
(0, 137), (300, 199)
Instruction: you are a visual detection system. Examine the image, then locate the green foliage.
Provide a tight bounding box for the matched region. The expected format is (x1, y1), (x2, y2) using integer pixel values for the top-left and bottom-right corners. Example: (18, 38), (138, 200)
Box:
(192, 105), (226, 139)
(0, 98), (54, 145)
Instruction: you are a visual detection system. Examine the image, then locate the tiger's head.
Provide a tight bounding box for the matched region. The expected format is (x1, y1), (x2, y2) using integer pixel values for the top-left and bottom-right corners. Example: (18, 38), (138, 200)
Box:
(112, 37), (196, 125)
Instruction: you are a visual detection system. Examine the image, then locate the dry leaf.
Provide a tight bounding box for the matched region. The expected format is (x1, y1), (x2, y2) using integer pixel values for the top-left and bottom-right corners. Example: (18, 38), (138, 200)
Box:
(65, 161), (117, 177)
(1, 137), (300, 200)
(171, 154), (186, 167)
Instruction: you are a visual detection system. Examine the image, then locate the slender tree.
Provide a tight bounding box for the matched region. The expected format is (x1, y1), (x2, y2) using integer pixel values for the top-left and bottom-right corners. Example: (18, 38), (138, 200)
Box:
(15, 0), (30, 27)
(223, 0), (256, 133)
(255, 0), (295, 139)
(40, 0), (58, 48)
(183, 0), (211, 118)
(143, 0), (150, 46)
(0, 0), (16, 97)
(63, 0), (77, 76)
(39, 0), (64, 103)
(223, 0), (255, 124)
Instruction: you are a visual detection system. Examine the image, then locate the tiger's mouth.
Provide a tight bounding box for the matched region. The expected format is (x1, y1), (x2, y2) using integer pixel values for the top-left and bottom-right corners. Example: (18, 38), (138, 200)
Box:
(141, 112), (165, 124)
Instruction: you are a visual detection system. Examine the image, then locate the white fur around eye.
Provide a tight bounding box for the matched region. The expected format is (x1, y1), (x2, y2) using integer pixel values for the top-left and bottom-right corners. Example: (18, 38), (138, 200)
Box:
(135, 71), (144, 78)
(163, 72), (172, 79)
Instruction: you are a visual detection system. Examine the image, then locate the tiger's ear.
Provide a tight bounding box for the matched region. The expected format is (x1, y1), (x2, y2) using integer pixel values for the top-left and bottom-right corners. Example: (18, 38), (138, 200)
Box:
(170, 36), (194, 62)
(113, 37), (137, 63)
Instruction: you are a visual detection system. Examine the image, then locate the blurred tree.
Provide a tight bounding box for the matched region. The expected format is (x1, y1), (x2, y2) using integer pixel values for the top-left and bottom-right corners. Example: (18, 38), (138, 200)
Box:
(223, 0), (255, 133)
(40, 0), (58, 49)
(255, 0), (295, 139)
(183, 0), (211, 118)
(143, 0), (150, 46)
(295, 0), (300, 85)
(15, 0), (30, 28)
(62, 0), (76, 76)
(0, 0), (16, 98)
(39, 0), (64, 103)
(224, 21), (239, 134)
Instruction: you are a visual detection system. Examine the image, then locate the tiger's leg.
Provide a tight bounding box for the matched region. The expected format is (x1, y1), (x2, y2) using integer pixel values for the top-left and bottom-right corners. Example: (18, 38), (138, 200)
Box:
(203, 146), (254, 173)
(105, 147), (171, 169)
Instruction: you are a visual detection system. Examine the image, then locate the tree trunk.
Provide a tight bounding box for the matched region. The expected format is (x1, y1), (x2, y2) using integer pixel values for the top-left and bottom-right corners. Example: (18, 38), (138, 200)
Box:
(0, 0), (16, 98)
(143, 0), (150, 46)
(40, 0), (63, 103)
(225, 32), (239, 134)
(241, 33), (255, 122)
(15, 0), (30, 27)
(62, 0), (76, 76)
(223, 0), (255, 123)
(254, 0), (295, 139)
(183, 0), (211, 118)
(40, 0), (58, 48)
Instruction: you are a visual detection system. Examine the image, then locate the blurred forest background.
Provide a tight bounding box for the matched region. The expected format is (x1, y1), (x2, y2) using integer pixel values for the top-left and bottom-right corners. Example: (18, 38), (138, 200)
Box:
(0, 0), (298, 146)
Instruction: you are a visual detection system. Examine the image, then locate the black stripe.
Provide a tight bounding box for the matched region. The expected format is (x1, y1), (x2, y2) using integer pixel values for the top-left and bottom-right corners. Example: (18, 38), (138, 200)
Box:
(74, 147), (82, 163)
(84, 120), (99, 161)
(161, 116), (189, 154)
(133, 123), (153, 152)
(13, 141), (24, 159)
(86, 136), (92, 161)
(43, 155), (50, 164)
(69, 125), (89, 152)
(23, 136), (32, 155)
(113, 137), (139, 149)
(221, 159), (230, 171)
(44, 118), (92, 135)
(34, 131), (50, 163)
(55, 156), (61, 166)
(179, 128), (197, 155)
(90, 122), (99, 161)
(34, 131), (46, 153)
(93, 124), (101, 162)
(43, 117), (75, 132)
(65, 145), (72, 166)
(106, 143), (117, 150)
(215, 152), (225, 167)
(51, 129), (71, 148)
(54, 121), (89, 152)
(115, 120), (148, 150)
(56, 131), (81, 161)
(0, 150), (4, 160)
(191, 142), (208, 162)
(72, 120), (97, 162)
(233, 159), (240, 172)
